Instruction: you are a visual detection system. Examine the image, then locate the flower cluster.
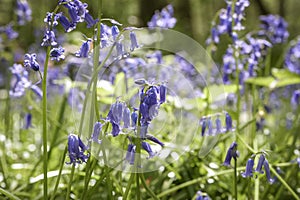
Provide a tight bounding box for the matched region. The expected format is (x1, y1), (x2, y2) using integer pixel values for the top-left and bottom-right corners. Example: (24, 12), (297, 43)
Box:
(223, 141), (239, 167)
(200, 112), (234, 136)
(285, 38), (300, 75)
(259, 15), (289, 44)
(9, 64), (42, 98)
(207, 0), (250, 45)
(0, 24), (19, 40)
(16, 0), (32, 25)
(67, 134), (90, 165)
(147, 4), (176, 29)
(241, 153), (275, 184)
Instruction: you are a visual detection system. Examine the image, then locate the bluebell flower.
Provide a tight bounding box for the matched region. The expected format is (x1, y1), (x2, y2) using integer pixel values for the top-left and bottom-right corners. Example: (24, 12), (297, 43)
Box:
(130, 31), (139, 51)
(241, 158), (254, 178)
(223, 141), (238, 167)
(90, 122), (102, 144)
(44, 12), (59, 27)
(147, 51), (163, 64)
(24, 53), (40, 71)
(85, 13), (99, 28)
(125, 143), (135, 165)
(50, 46), (65, 61)
(200, 118), (206, 136)
(255, 154), (265, 174)
(116, 42), (127, 58)
(111, 25), (120, 40)
(41, 30), (57, 47)
(59, 14), (74, 32)
(196, 191), (211, 200)
(263, 159), (275, 184)
(159, 84), (166, 104)
(285, 38), (300, 75)
(146, 134), (164, 147)
(207, 118), (213, 135)
(259, 15), (289, 44)
(215, 116), (222, 133)
(9, 64), (31, 98)
(16, 0), (32, 25)
(225, 112), (232, 131)
(291, 90), (300, 109)
(75, 40), (91, 57)
(24, 113), (32, 129)
(30, 84), (43, 99)
(1, 24), (19, 40)
(123, 107), (131, 128)
(131, 110), (138, 127)
(142, 141), (155, 158)
(148, 4), (176, 29)
(67, 134), (89, 165)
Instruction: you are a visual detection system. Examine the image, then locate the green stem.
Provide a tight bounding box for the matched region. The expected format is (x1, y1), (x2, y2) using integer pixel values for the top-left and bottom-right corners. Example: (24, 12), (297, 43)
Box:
(123, 173), (135, 200)
(233, 158), (237, 200)
(140, 174), (159, 200)
(66, 164), (75, 200)
(157, 167), (246, 198)
(270, 166), (300, 200)
(50, 146), (67, 200)
(136, 173), (141, 200)
(0, 187), (21, 200)
(42, 46), (51, 200)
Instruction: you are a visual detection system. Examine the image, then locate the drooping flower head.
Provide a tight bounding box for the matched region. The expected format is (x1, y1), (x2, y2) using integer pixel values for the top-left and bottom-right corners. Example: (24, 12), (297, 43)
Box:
(285, 38), (300, 75)
(259, 15), (289, 44)
(16, 0), (32, 25)
(75, 39), (91, 57)
(148, 4), (177, 29)
(50, 46), (65, 61)
(67, 134), (89, 165)
(241, 158), (254, 178)
(24, 53), (40, 71)
(223, 141), (238, 167)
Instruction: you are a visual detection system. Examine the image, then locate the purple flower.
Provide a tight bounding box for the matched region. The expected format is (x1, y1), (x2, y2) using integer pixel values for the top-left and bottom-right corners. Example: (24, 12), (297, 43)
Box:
(159, 84), (166, 104)
(44, 12), (59, 27)
(85, 13), (99, 28)
(148, 4), (177, 29)
(50, 46), (65, 61)
(196, 191), (211, 200)
(223, 141), (238, 167)
(67, 134), (89, 165)
(259, 15), (289, 44)
(125, 144), (135, 165)
(200, 118), (207, 136)
(90, 122), (102, 144)
(59, 14), (74, 32)
(131, 110), (138, 127)
(130, 31), (139, 51)
(207, 118), (213, 135)
(285, 38), (300, 75)
(142, 141), (156, 158)
(1, 24), (19, 40)
(16, 0), (32, 25)
(215, 116), (222, 133)
(75, 40), (90, 57)
(263, 159), (275, 184)
(241, 158), (254, 178)
(41, 30), (57, 47)
(123, 107), (131, 128)
(255, 154), (265, 174)
(24, 113), (32, 129)
(111, 25), (120, 40)
(24, 53), (40, 71)
(291, 90), (300, 109)
(225, 112), (232, 132)
(146, 134), (164, 147)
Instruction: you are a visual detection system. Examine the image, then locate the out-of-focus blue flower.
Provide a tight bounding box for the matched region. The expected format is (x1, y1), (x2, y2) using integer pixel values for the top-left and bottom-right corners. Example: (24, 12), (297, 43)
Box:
(291, 90), (300, 109)
(90, 122), (102, 144)
(201, 118), (207, 136)
(16, 0), (32, 25)
(131, 109), (138, 127)
(148, 4), (176, 29)
(30, 84), (43, 99)
(50, 46), (65, 61)
(159, 84), (166, 104)
(125, 143), (136, 165)
(142, 141), (155, 158)
(24, 113), (32, 129)
(207, 118), (213, 135)
(225, 112), (232, 131)
(147, 51), (163, 64)
(0, 24), (19, 40)
(111, 25), (120, 40)
(241, 158), (254, 178)
(130, 31), (139, 51)
(41, 30), (57, 47)
(67, 134), (89, 165)
(24, 53), (40, 71)
(285, 38), (300, 75)
(196, 190), (211, 200)
(223, 141), (238, 167)
(255, 154), (265, 174)
(85, 13), (99, 28)
(146, 134), (164, 147)
(75, 40), (91, 57)
(259, 15), (289, 44)
(215, 116), (222, 133)
(263, 159), (275, 184)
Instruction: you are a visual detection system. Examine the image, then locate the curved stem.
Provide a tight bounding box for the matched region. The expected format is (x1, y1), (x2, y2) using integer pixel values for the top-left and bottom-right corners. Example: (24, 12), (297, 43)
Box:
(66, 164), (75, 200)
(123, 173), (135, 200)
(0, 187), (21, 200)
(140, 174), (159, 200)
(42, 46), (51, 200)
